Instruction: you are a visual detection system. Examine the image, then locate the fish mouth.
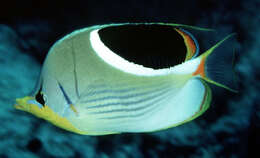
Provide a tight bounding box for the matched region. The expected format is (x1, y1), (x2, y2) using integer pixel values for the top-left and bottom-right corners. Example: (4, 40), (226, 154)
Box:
(14, 96), (87, 135)
(14, 96), (47, 119)
(14, 96), (35, 111)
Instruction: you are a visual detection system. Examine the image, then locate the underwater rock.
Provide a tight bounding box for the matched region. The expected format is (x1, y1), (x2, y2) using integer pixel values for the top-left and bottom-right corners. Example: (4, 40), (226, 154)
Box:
(0, 25), (40, 157)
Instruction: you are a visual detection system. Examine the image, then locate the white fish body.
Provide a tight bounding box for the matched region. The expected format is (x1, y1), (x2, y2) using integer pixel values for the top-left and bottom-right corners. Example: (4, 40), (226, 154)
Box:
(15, 23), (236, 135)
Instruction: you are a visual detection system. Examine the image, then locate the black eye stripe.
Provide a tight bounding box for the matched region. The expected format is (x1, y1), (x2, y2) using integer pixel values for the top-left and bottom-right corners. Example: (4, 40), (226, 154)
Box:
(35, 85), (45, 106)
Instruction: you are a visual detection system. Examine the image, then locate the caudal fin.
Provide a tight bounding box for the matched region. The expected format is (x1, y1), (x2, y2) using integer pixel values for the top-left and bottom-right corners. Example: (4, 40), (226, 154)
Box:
(197, 33), (238, 92)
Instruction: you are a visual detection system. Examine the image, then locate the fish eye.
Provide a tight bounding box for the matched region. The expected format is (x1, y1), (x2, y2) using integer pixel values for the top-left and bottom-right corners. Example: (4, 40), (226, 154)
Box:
(35, 90), (46, 106)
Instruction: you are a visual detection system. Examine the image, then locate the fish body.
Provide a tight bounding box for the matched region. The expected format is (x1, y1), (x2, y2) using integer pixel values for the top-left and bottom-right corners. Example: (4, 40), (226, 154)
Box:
(15, 23), (236, 135)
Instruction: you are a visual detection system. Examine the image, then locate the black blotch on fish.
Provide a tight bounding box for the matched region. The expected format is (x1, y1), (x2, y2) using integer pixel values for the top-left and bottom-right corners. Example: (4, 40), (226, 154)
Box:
(98, 24), (187, 69)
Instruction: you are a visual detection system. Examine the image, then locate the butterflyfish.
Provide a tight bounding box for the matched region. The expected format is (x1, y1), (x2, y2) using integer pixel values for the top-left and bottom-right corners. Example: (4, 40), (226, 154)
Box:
(14, 23), (237, 135)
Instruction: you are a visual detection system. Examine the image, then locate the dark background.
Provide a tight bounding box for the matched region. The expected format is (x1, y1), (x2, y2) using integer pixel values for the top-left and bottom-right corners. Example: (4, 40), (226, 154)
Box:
(0, 0), (259, 158)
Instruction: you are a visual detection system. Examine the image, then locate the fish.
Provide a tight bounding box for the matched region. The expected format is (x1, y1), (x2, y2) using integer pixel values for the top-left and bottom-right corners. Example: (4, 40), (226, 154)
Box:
(14, 23), (237, 135)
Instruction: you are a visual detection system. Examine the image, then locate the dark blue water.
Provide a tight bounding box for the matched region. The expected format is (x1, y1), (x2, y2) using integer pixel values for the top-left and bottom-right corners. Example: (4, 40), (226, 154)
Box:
(0, 0), (259, 157)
